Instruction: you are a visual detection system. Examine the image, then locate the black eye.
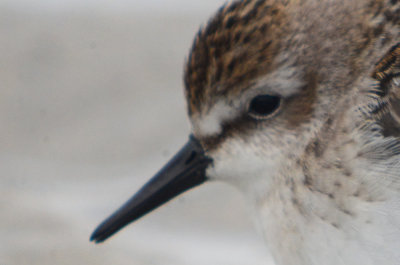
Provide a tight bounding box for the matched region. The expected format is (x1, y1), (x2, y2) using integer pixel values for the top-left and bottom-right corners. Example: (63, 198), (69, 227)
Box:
(248, 95), (281, 119)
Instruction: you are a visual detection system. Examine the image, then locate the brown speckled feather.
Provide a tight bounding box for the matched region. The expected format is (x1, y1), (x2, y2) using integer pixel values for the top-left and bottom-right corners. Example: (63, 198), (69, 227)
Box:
(184, 0), (287, 115)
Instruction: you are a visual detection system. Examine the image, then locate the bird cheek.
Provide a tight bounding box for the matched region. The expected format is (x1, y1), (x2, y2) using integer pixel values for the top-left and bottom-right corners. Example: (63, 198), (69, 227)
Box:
(203, 137), (285, 197)
(204, 149), (269, 192)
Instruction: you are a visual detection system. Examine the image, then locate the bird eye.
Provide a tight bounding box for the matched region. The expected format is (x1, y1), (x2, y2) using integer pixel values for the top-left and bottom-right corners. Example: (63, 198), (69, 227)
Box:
(248, 95), (281, 119)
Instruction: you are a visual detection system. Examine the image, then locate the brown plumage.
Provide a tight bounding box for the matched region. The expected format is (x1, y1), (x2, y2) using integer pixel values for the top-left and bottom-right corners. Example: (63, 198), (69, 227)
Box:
(185, 0), (400, 121)
(185, 0), (287, 115)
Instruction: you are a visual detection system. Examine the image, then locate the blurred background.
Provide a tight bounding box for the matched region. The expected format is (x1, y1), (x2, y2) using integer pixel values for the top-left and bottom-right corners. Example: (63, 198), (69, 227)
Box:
(0, 1), (274, 264)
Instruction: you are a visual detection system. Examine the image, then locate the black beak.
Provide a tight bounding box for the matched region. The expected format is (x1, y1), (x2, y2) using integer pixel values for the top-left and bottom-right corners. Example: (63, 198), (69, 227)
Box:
(90, 135), (212, 243)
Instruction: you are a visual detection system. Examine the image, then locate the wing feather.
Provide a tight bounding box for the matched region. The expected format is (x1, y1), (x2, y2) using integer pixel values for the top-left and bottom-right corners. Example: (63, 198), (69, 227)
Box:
(371, 43), (400, 137)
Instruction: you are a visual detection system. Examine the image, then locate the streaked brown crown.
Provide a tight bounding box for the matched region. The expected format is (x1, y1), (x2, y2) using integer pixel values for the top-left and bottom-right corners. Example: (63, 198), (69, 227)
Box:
(184, 0), (287, 116)
(184, 0), (400, 125)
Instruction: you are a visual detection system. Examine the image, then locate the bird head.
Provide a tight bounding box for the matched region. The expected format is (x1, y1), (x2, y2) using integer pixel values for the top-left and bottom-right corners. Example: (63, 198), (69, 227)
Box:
(91, 0), (398, 244)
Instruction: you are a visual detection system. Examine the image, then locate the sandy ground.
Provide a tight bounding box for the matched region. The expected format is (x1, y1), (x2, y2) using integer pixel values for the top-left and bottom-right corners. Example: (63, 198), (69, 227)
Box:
(0, 2), (275, 265)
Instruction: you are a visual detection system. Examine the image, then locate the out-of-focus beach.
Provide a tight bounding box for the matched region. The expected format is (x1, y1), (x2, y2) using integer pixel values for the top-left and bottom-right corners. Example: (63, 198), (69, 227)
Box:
(0, 1), (274, 264)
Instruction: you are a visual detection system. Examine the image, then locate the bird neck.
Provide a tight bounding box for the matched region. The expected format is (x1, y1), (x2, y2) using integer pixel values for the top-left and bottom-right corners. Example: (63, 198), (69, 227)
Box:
(251, 114), (400, 265)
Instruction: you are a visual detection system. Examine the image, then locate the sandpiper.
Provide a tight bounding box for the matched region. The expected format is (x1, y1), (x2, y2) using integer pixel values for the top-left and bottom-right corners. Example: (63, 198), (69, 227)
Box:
(91, 0), (400, 264)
